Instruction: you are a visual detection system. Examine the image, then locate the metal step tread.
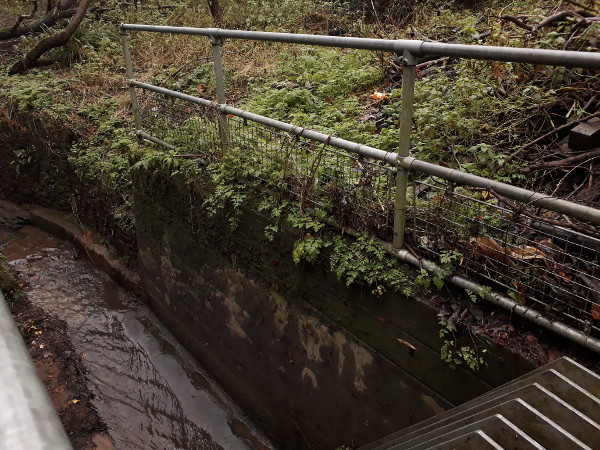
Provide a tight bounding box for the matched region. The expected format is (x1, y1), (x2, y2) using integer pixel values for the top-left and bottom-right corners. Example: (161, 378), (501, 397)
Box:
(360, 357), (599, 450)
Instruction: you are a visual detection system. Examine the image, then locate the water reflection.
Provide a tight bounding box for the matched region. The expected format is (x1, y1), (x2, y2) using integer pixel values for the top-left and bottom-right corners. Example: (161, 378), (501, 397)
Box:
(0, 226), (271, 450)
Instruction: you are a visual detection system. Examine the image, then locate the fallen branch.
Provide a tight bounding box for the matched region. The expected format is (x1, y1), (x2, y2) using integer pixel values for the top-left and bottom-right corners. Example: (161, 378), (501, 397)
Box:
(501, 9), (589, 32)
(562, 0), (597, 13)
(509, 110), (600, 161)
(9, 0), (91, 74)
(501, 14), (534, 31)
(9, 0), (38, 34)
(0, 0), (77, 40)
(524, 148), (600, 171)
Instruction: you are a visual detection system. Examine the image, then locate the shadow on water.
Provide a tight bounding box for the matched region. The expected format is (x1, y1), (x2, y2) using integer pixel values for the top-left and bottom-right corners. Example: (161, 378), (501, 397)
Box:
(0, 225), (272, 450)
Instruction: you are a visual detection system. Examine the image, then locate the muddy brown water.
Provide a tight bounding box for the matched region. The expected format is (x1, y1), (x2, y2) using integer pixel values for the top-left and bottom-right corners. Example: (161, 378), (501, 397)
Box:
(0, 225), (272, 450)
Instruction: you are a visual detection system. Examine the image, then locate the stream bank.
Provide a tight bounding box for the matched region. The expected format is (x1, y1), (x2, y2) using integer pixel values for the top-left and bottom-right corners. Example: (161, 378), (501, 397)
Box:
(1, 110), (599, 449)
(0, 207), (272, 450)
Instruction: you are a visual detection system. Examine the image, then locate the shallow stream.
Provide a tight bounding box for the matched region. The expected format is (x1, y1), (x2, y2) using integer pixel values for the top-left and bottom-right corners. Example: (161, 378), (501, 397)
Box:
(0, 224), (272, 450)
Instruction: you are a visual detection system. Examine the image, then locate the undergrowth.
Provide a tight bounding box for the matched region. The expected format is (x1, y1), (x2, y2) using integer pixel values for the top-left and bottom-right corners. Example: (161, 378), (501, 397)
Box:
(3, 0), (599, 371)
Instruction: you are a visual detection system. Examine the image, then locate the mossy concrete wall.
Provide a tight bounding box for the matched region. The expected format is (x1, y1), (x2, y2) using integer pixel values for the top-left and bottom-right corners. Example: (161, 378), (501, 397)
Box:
(0, 113), (136, 258)
(133, 170), (534, 449)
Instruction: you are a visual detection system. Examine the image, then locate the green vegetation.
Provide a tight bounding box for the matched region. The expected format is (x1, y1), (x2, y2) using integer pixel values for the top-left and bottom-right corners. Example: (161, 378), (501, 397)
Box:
(439, 321), (488, 371)
(1, 0), (598, 370)
(0, 253), (25, 303)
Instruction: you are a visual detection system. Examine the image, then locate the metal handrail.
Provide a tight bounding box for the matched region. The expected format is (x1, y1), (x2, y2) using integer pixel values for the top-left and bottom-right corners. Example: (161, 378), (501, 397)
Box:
(119, 24), (600, 69)
(120, 26), (600, 353)
(0, 290), (72, 449)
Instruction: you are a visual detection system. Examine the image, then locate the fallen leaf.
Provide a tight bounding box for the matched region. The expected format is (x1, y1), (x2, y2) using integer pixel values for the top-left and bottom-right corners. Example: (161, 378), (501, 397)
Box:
(509, 245), (549, 262)
(591, 303), (600, 321)
(376, 317), (386, 325)
(470, 236), (512, 266)
(71, 399), (80, 404)
(397, 338), (417, 354)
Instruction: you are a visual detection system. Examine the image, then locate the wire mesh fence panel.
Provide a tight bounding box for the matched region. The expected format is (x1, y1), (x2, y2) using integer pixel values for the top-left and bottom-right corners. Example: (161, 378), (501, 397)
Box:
(227, 115), (396, 238)
(406, 178), (600, 338)
(137, 89), (222, 162)
(136, 89), (396, 237)
(135, 84), (600, 341)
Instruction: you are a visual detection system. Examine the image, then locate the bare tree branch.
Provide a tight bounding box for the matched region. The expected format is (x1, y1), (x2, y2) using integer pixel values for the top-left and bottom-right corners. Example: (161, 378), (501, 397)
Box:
(9, 0), (38, 34)
(501, 9), (590, 32)
(0, 0), (77, 40)
(9, 0), (92, 74)
(207, 0), (223, 26)
(562, 0), (597, 13)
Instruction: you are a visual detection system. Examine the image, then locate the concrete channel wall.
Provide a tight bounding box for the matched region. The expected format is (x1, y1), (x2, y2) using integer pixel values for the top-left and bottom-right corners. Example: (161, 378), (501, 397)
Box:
(133, 170), (535, 449)
(0, 290), (71, 450)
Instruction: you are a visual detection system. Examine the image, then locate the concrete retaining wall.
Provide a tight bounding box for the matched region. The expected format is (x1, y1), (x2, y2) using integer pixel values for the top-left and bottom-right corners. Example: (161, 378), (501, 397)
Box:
(133, 170), (534, 448)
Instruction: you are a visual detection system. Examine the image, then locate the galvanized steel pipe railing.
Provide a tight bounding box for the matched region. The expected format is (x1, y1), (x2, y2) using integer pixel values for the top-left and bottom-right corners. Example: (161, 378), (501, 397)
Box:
(128, 80), (600, 227)
(121, 26), (600, 353)
(119, 24), (600, 69)
(0, 290), (72, 449)
(128, 80), (399, 164)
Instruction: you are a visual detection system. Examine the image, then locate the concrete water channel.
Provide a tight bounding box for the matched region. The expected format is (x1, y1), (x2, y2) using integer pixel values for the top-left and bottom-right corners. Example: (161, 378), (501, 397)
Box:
(0, 223), (272, 449)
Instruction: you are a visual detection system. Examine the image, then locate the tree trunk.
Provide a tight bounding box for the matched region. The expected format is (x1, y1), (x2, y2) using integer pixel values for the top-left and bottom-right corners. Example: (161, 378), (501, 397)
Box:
(9, 0), (91, 74)
(207, 0), (223, 26)
(0, 0), (77, 40)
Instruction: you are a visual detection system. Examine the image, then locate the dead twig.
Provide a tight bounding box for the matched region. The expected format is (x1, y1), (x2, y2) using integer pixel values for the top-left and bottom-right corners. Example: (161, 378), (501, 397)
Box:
(487, 188), (600, 238)
(524, 148), (600, 171)
(562, 0), (598, 13)
(508, 110), (600, 161)
(501, 9), (589, 32)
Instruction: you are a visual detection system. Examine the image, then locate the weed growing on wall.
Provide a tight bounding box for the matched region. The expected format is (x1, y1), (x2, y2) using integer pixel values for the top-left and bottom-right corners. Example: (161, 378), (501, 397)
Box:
(439, 321), (487, 371)
(0, 253), (25, 303)
(330, 233), (413, 297)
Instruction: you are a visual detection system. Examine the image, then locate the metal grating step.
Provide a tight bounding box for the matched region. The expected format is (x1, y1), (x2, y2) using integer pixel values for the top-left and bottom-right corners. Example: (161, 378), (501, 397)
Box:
(360, 357), (599, 449)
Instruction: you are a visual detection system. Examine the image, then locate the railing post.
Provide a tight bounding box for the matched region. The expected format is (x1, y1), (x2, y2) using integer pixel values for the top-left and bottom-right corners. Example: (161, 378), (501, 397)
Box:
(393, 50), (417, 249)
(210, 35), (230, 152)
(119, 27), (142, 141)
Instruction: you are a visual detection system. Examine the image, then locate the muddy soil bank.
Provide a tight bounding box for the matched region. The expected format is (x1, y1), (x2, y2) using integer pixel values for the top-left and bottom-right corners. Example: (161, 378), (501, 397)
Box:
(1, 201), (273, 450)
(8, 300), (113, 449)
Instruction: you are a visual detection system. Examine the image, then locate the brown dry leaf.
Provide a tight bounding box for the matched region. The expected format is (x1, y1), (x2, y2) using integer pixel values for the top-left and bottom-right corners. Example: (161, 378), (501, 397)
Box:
(470, 236), (513, 266)
(376, 317), (386, 325)
(591, 303), (600, 321)
(509, 245), (550, 262)
(397, 338), (417, 352)
(537, 238), (562, 252)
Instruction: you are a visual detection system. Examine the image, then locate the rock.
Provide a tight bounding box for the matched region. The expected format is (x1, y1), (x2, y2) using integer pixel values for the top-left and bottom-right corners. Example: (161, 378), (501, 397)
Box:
(0, 200), (30, 230)
(569, 118), (600, 151)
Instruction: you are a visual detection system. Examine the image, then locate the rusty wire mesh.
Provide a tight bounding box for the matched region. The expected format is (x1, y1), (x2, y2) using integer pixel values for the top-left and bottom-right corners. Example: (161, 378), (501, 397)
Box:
(227, 115), (395, 237)
(138, 89), (222, 162)
(407, 179), (600, 337)
(137, 88), (395, 237)
(137, 87), (600, 339)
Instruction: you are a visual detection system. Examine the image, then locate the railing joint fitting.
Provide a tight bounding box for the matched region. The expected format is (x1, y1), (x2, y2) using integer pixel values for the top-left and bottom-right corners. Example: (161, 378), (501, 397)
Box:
(401, 50), (418, 66)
